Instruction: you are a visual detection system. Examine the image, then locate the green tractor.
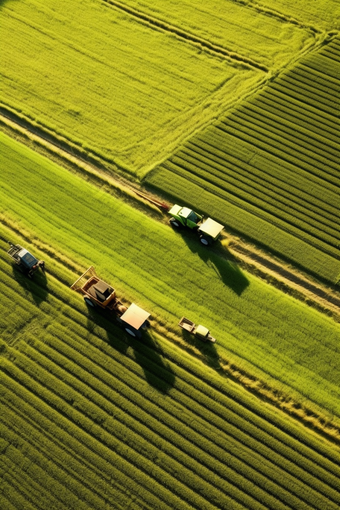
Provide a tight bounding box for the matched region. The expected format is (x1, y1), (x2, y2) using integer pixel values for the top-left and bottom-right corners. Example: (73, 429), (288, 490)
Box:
(168, 205), (224, 245)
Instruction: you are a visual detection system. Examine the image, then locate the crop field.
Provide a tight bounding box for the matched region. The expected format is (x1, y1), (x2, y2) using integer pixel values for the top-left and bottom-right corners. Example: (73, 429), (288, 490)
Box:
(146, 36), (340, 284)
(1, 1), (340, 508)
(0, 0), (322, 176)
(1, 132), (340, 419)
(2, 238), (340, 510)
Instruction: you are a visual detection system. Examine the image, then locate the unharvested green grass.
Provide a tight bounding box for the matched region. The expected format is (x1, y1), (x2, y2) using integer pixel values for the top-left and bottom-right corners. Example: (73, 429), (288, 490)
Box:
(147, 38), (340, 284)
(1, 131), (340, 420)
(0, 0), (265, 177)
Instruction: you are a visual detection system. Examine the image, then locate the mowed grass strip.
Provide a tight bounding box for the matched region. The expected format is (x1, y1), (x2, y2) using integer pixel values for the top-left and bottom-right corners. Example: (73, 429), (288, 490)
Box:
(0, 0), (262, 176)
(1, 132), (340, 417)
(147, 38), (340, 283)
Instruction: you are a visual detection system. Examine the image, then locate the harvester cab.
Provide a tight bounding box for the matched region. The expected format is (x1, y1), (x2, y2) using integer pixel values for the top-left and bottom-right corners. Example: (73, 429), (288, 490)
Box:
(7, 242), (45, 278)
(169, 204), (224, 245)
(71, 266), (150, 338)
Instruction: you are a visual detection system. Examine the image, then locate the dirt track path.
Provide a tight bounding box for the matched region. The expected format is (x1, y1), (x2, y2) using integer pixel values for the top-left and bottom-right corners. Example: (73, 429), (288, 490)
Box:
(1, 109), (339, 322)
(230, 241), (340, 319)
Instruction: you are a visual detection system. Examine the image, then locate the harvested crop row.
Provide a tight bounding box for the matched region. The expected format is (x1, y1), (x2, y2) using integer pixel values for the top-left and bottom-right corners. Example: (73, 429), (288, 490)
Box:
(189, 130), (339, 214)
(259, 89), (340, 145)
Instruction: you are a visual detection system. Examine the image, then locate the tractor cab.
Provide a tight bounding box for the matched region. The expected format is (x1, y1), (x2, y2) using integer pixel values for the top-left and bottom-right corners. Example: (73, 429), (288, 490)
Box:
(16, 248), (39, 270)
(88, 280), (115, 303)
(198, 218), (224, 245)
(169, 205), (202, 229)
(71, 267), (151, 338)
(7, 243), (45, 277)
(169, 204), (224, 245)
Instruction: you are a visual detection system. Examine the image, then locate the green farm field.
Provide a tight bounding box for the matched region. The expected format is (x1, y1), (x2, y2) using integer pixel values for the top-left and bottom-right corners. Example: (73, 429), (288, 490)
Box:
(1, 133), (340, 509)
(1, 0), (340, 508)
(147, 36), (340, 284)
(1, 132), (340, 419)
(0, 0), (324, 176)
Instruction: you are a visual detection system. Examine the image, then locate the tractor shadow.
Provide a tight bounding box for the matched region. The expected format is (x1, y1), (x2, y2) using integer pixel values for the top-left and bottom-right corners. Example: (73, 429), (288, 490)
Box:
(11, 265), (48, 306)
(179, 328), (221, 372)
(180, 229), (249, 296)
(127, 329), (176, 394)
(86, 307), (175, 394)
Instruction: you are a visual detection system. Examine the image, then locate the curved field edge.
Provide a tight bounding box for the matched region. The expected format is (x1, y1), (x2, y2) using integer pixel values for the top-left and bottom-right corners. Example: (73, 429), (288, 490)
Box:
(1, 244), (340, 510)
(145, 36), (340, 284)
(1, 131), (340, 422)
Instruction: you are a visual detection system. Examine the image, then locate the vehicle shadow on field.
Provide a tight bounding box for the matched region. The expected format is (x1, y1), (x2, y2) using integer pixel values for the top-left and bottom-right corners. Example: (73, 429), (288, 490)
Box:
(86, 308), (175, 393)
(127, 330), (176, 394)
(181, 230), (249, 296)
(11, 266), (48, 306)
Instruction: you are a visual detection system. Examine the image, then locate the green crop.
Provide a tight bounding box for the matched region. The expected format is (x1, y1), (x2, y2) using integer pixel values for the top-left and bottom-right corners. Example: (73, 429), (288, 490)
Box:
(147, 38), (340, 283)
(1, 131), (340, 419)
(0, 0), (264, 177)
(109, 0), (317, 71)
(1, 269), (340, 509)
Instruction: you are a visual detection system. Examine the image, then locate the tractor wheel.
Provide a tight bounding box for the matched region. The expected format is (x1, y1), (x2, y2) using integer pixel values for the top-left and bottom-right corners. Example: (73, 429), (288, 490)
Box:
(200, 236), (210, 246)
(84, 297), (95, 307)
(125, 327), (137, 337)
(170, 218), (181, 229)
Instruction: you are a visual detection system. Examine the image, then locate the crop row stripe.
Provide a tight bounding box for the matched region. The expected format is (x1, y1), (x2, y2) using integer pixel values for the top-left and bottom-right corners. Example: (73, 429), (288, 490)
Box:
(18, 342), (296, 510)
(177, 145), (340, 238)
(0, 397), (154, 510)
(0, 369), (199, 510)
(188, 134), (340, 221)
(39, 320), (340, 497)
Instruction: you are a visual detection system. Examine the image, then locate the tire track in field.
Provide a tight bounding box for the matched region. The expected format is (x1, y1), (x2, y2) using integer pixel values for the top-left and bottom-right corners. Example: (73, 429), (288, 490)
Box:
(101, 0), (269, 72)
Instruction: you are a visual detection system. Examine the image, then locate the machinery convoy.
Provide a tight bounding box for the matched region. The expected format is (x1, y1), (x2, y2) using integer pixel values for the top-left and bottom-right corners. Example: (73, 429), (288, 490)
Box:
(7, 195), (221, 341)
(168, 204), (224, 245)
(7, 242), (45, 278)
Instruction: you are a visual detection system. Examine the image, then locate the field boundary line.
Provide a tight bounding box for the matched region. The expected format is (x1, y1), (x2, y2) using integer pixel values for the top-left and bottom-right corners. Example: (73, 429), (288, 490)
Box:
(101, 0), (269, 72)
(1, 113), (339, 320)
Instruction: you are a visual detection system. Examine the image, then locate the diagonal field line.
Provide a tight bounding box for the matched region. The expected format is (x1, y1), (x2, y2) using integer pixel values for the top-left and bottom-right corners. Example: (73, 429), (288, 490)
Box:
(101, 0), (269, 72)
